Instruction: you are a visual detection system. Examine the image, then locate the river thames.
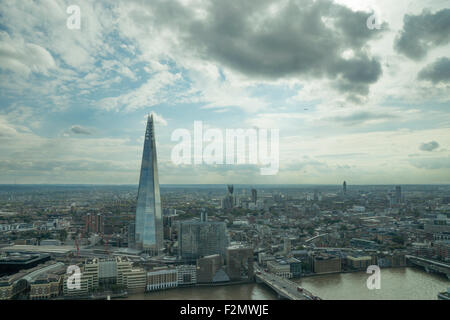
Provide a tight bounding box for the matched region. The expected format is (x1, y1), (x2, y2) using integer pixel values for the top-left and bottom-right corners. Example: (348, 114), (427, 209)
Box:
(125, 267), (449, 300)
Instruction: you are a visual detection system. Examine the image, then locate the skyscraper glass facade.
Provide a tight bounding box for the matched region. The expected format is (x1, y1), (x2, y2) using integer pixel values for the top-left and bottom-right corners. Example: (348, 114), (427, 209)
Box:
(178, 221), (229, 260)
(135, 115), (163, 254)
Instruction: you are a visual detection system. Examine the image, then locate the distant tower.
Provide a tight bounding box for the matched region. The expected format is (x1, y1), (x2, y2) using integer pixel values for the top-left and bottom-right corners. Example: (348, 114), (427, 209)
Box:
(343, 181), (347, 195)
(200, 209), (208, 222)
(251, 188), (257, 204)
(313, 189), (319, 201)
(128, 222), (136, 249)
(222, 185), (235, 210)
(395, 186), (402, 204)
(134, 114), (163, 255)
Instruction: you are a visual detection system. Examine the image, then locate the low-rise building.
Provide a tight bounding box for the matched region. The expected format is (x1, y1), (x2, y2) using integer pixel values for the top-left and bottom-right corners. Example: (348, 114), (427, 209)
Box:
(63, 267), (94, 297)
(176, 265), (197, 285)
(267, 260), (291, 278)
(30, 273), (63, 299)
(286, 257), (302, 278)
(313, 254), (341, 274)
(147, 267), (177, 291)
(123, 268), (146, 293)
(346, 255), (372, 270)
(0, 273), (27, 300)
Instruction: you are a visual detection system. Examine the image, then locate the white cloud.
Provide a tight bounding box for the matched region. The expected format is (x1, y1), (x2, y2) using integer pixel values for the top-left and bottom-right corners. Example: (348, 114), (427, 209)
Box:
(149, 112), (168, 126)
(98, 71), (182, 112)
(0, 31), (56, 76)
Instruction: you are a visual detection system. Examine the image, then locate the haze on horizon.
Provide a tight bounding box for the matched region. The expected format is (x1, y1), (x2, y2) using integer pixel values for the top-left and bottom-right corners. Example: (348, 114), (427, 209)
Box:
(0, 0), (449, 185)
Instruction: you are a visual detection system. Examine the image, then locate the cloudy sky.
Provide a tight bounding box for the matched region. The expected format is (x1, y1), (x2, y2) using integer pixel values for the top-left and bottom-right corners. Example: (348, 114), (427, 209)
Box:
(0, 0), (449, 185)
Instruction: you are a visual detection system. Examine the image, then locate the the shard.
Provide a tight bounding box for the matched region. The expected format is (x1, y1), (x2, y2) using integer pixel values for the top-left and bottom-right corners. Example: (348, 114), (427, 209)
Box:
(134, 114), (163, 255)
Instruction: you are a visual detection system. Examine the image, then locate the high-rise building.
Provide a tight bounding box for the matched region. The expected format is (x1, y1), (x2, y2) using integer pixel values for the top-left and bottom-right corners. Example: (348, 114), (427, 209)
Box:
(128, 222), (136, 249)
(84, 213), (103, 235)
(178, 216), (229, 260)
(134, 114), (163, 255)
(395, 185), (402, 204)
(343, 181), (347, 195)
(222, 185), (235, 210)
(251, 188), (257, 204)
(163, 215), (176, 240)
(313, 189), (319, 201)
(196, 254), (226, 283)
(226, 246), (254, 281)
(200, 209), (208, 222)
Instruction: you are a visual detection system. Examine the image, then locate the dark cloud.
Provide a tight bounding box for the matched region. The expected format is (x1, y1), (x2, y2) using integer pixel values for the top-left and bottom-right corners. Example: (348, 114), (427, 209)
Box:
(394, 8), (450, 60)
(132, 0), (385, 99)
(419, 141), (439, 152)
(326, 111), (397, 125)
(70, 125), (93, 135)
(418, 57), (450, 84)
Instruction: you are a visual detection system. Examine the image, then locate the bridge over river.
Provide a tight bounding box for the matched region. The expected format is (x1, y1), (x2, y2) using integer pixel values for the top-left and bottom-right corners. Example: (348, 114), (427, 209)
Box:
(255, 266), (321, 300)
(406, 255), (450, 280)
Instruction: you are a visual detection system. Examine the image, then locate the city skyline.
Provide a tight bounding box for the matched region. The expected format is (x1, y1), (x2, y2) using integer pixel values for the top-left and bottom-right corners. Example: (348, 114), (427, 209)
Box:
(0, 0), (449, 306)
(0, 0), (449, 185)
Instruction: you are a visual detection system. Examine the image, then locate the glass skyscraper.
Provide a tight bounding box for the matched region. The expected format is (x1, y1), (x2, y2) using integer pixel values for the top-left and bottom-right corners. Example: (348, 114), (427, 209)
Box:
(135, 114), (163, 255)
(178, 220), (229, 261)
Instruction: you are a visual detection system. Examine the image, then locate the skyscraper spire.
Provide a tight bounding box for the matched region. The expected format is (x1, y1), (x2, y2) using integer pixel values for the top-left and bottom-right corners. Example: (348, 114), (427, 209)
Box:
(134, 114), (163, 255)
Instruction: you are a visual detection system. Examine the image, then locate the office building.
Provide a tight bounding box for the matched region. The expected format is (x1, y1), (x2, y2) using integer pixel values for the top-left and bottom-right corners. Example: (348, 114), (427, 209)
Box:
(128, 222), (136, 249)
(30, 273), (63, 300)
(135, 114), (164, 255)
(226, 246), (254, 281)
(66, 256), (141, 292)
(178, 218), (228, 260)
(267, 260), (292, 278)
(287, 258), (302, 278)
(163, 214), (176, 240)
(395, 185), (402, 204)
(200, 210), (208, 222)
(176, 265), (197, 285)
(123, 268), (147, 293)
(222, 185), (236, 210)
(346, 255), (373, 270)
(196, 254), (227, 283)
(63, 268), (94, 297)
(313, 254), (341, 274)
(0, 272), (28, 300)
(84, 213), (104, 235)
(251, 188), (257, 204)
(0, 253), (51, 276)
(146, 267), (178, 291)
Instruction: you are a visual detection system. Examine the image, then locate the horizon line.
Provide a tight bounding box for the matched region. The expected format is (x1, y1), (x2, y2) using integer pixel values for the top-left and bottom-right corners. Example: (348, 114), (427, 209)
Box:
(1, 183), (449, 186)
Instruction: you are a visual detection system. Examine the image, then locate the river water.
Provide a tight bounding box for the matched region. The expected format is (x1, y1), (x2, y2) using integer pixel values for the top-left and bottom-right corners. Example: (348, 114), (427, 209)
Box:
(125, 267), (449, 300)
